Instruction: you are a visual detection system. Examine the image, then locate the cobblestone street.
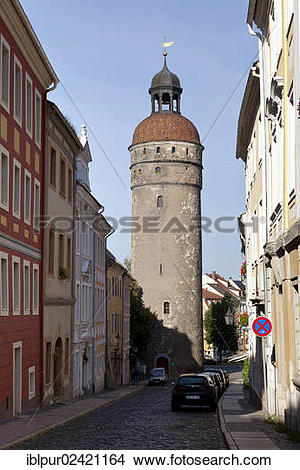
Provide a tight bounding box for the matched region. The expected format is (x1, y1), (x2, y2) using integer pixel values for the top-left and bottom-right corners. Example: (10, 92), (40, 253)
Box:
(10, 385), (226, 450)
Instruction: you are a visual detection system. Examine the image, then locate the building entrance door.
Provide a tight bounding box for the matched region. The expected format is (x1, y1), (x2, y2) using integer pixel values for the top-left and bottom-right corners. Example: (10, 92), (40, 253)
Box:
(54, 338), (63, 397)
(156, 356), (169, 375)
(13, 343), (22, 417)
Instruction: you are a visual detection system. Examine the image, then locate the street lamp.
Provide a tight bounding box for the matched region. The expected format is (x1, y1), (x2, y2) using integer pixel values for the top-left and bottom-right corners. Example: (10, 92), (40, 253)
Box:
(225, 308), (234, 326)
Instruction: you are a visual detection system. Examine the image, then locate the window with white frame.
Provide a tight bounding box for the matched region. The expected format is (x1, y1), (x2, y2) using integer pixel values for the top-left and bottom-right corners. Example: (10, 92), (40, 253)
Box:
(0, 252), (9, 316)
(24, 170), (31, 224)
(35, 89), (41, 147)
(13, 55), (22, 125)
(28, 366), (35, 400)
(12, 256), (20, 315)
(0, 35), (10, 112)
(25, 74), (32, 137)
(0, 146), (9, 211)
(33, 179), (40, 231)
(24, 261), (30, 314)
(13, 159), (21, 218)
(33, 264), (39, 314)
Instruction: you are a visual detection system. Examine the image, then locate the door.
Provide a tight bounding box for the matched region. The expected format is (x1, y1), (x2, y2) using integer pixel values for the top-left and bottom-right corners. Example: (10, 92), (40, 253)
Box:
(156, 356), (169, 375)
(13, 343), (22, 417)
(54, 338), (63, 397)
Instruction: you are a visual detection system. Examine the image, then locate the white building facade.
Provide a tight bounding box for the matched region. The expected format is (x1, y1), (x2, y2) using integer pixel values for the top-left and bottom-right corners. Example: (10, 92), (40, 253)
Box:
(73, 125), (112, 396)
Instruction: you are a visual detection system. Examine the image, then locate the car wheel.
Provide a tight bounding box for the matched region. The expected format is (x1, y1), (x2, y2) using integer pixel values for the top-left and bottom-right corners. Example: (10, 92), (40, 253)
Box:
(210, 402), (217, 411)
(171, 403), (181, 412)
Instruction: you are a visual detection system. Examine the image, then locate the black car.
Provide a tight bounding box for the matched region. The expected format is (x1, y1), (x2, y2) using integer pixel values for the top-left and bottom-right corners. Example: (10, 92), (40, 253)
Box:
(171, 374), (218, 411)
(205, 368), (226, 391)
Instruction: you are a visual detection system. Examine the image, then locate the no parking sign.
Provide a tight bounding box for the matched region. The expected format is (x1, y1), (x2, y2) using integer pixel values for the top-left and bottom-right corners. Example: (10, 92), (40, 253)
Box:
(252, 316), (272, 337)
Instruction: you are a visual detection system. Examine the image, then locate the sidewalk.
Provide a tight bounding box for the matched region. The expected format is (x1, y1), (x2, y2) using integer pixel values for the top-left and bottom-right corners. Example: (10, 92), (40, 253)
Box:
(0, 382), (146, 450)
(218, 370), (300, 450)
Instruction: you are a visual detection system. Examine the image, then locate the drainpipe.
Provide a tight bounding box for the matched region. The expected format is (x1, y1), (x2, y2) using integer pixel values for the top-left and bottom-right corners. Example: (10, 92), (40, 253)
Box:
(104, 227), (115, 390)
(248, 23), (270, 419)
(40, 80), (58, 407)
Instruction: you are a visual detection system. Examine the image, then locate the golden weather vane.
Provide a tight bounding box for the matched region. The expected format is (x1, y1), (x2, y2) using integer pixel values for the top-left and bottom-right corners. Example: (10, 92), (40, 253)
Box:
(161, 36), (175, 56)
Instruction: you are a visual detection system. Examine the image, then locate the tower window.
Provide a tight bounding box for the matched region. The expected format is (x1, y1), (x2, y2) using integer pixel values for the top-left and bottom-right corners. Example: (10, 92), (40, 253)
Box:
(160, 264), (163, 275)
(155, 167), (161, 174)
(172, 146), (175, 154)
(157, 195), (163, 207)
(157, 146), (160, 154)
(186, 148), (189, 156)
(163, 302), (170, 314)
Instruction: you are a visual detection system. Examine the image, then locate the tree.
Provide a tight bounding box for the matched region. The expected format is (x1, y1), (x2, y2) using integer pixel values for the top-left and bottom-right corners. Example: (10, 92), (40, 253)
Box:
(130, 281), (157, 367)
(204, 293), (238, 363)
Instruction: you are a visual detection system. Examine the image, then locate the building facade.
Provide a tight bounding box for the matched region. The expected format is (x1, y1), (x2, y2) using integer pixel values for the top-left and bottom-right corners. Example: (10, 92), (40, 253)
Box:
(237, 0), (300, 430)
(43, 101), (81, 404)
(129, 52), (204, 374)
(0, 0), (58, 419)
(106, 250), (131, 388)
(73, 125), (111, 396)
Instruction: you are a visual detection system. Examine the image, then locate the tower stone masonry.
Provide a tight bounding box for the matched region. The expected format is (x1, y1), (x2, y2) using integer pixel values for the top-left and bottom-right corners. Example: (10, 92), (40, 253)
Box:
(129, 53), (204, 374)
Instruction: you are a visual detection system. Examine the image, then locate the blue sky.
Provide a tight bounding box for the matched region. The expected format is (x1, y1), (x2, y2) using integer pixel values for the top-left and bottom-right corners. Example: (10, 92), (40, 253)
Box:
(21, 0), (257, 279)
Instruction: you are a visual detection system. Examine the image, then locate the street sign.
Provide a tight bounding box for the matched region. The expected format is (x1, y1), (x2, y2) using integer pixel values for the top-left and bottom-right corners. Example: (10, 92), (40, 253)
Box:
(252, 316), (272, 337)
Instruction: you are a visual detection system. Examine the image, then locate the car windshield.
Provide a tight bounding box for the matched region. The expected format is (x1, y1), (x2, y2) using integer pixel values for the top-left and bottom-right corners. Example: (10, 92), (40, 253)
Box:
(151, 369), (164, 376)
(178, 377), (207, 386)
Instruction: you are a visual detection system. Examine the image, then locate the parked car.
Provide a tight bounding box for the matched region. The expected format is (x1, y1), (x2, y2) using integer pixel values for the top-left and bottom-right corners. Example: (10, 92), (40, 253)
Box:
(202, 372), (223, 399)
(171, 373), (218, 411)
(148, 368), (168, 386)
(205, 368), (227, 391)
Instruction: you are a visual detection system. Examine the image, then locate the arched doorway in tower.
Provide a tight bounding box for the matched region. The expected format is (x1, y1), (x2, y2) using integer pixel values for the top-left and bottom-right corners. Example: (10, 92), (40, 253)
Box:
(156, 356), (170, 375)
(53, 338), (63, 398)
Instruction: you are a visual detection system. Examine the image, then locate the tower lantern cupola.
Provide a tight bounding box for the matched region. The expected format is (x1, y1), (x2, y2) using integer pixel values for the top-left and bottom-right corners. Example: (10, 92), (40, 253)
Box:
(149, 52), (183, 114)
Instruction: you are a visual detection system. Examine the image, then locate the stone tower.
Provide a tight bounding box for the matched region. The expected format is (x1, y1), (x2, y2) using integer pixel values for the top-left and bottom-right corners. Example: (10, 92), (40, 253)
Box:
(129, 52), (204, 373)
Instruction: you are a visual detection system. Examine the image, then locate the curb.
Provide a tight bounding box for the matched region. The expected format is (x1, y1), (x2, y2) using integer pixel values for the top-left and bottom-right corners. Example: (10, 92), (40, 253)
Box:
(1, 384), (146, 450)
(217, 393), (238, 450)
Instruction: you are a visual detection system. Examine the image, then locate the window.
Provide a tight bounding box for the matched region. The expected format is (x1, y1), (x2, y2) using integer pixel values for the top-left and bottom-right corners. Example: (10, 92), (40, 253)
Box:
(50, 148), (56, 187)
(68, 167), (72, 203)
(46, 342), (51, 383)
(186, 148), (189, 156)
(160, 264), (163, 275)
(0, 146), (9, 210)
(65, 338), (69, 376)
(33, 264), (39, 314)
(24, 261), (30, 314)
(35, 90), (41, 147)
(163, 302), (170, 314)
(0, 252), (8, 316)
(28, 366), (35, 400)
(13, 159), (21, 218)
(13, 56), (22, 125)
(48, 229), (55, 275)
(33, 179), (40, 231)
(24, 170), (31, 224)
(59, 234), (64, 270)
(67, 238), (71, 278)
(143, 147), (146, 154)
(0, 35), (10, 111)
(157, 195), (163, 207)
(157, 146), (160, 154)
(155, 167), (161, 174)
(12, 257), (20, 315)
(25, 74), (32, 136)
(172, 146), (175, 154)
(60, 158), (66, 196)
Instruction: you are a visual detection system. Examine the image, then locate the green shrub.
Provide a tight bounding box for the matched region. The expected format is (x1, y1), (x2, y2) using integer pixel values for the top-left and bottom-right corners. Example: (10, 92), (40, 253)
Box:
(243, 357), (249, 387)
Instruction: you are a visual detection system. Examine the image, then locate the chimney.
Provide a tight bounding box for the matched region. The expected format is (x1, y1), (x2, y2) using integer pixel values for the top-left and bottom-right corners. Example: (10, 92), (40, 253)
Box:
(212, 271), (217, 280)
